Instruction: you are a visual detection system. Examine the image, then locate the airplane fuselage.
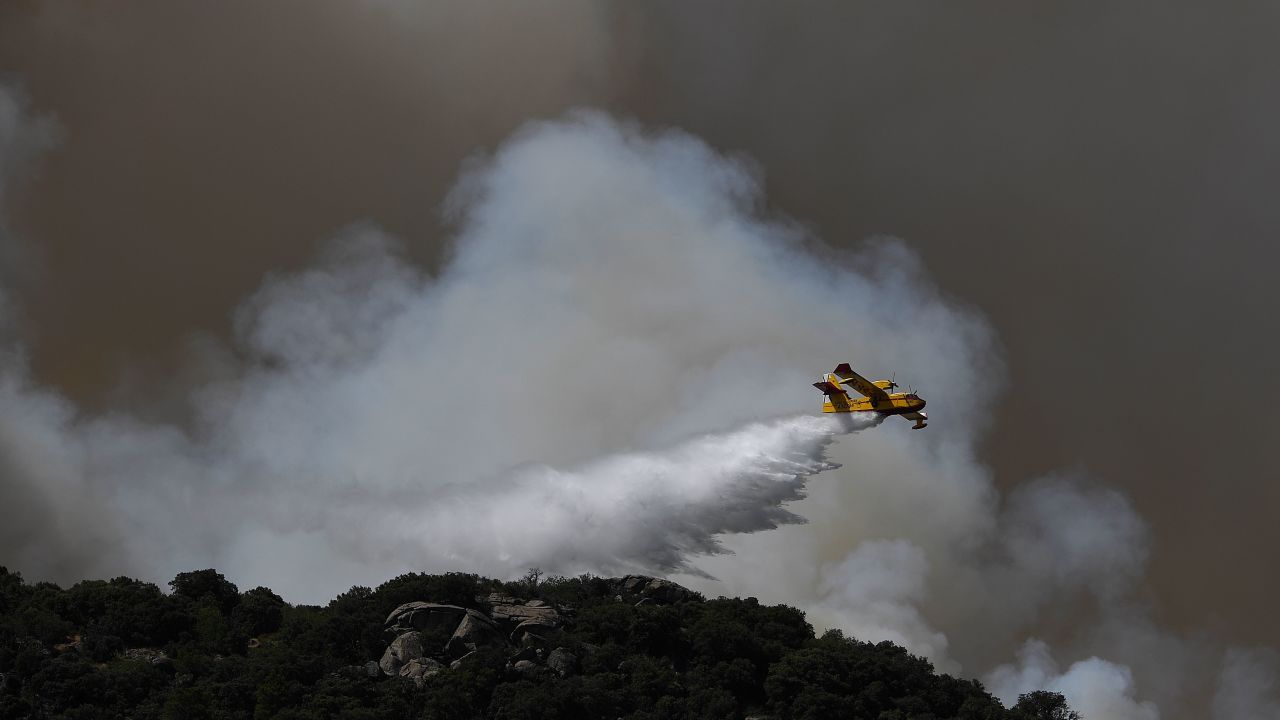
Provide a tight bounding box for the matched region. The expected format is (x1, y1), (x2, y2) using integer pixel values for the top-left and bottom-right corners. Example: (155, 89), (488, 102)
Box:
(820, 392), (926, 415)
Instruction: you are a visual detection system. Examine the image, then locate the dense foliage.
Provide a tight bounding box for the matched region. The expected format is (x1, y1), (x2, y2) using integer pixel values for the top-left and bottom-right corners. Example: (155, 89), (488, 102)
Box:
(0, 567), (1077, 719)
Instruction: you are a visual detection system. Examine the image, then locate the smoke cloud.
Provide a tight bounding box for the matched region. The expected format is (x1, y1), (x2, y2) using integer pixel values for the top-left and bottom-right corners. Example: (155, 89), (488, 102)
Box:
(815, 539), (953, 671)
(988, 639), (1159, 720)
(0, 109), (987, 598)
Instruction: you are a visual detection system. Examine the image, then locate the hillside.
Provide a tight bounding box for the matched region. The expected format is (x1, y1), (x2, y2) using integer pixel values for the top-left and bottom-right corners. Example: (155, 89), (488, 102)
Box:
(0, 567), (1076, 719)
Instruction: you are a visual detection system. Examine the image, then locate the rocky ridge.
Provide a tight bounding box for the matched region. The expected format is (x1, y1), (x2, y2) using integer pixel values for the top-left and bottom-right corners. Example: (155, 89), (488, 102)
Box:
(377, 575), (689, 687)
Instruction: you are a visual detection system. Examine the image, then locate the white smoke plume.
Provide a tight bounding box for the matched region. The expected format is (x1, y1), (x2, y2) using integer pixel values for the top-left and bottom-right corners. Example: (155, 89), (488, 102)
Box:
(815, 539), (954, 671)
(0, 107), (987, 598)
(988, 639), (1159, 720)
(1, 85), (1274, 719)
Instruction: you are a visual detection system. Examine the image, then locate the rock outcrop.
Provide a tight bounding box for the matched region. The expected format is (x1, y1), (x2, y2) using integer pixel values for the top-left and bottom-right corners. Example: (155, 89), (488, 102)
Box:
(486, 596), (566, 647)
(489, 598), (563, 627)
(385, 602), (467, 634)
(373, 575), (693, 684)
(616, 575), (692, 605)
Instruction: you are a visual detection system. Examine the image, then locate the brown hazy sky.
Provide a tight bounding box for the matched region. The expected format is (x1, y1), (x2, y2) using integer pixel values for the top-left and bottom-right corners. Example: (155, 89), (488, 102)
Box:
(2, 0), (1278, 650)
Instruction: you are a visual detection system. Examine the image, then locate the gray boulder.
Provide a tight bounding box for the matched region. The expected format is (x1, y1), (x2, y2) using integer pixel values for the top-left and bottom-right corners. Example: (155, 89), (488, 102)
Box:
(617, 575), (692, 604)
(511, 618), (561, 647)
(490, 601), (561, 627)
(399, 657), (444, 687)
(385, 602), (468, 634)
(447, 609), (504, 657)
(511, 659), (538, 674)
(379, 631), (427, 676)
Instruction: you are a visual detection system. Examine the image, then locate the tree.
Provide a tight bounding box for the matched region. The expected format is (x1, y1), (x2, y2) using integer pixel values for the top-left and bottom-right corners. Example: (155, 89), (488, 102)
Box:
(1011, 690), (1081, 720)
(234, 586), (287, 637)
(170, 570), (240, 615)
(522, 567), (543, 590)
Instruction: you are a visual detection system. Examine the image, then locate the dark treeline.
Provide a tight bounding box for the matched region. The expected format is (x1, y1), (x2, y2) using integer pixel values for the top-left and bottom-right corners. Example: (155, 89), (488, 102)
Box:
(0, 567), (1076, 719)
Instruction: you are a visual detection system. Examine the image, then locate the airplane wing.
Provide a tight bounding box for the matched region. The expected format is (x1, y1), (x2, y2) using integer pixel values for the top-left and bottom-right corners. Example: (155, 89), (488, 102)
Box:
(831, 363), (889, 401)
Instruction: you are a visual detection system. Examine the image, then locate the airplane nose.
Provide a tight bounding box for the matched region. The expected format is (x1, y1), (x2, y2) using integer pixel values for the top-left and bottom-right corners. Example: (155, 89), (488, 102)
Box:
(917, 399), (926, 409)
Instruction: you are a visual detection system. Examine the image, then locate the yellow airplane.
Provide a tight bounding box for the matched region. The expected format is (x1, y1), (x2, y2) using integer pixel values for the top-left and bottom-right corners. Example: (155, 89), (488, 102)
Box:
(813, 362), (929, 429)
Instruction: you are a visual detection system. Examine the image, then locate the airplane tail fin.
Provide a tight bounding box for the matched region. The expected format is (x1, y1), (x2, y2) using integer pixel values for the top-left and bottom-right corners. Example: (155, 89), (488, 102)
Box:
(814, 375), (852, 411)
(812, 378), (848, 397)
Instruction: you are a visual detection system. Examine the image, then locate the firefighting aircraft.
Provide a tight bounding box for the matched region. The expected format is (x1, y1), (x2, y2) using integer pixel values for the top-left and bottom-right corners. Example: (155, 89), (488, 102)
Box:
(813, 362), (929, 429)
